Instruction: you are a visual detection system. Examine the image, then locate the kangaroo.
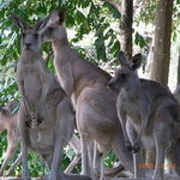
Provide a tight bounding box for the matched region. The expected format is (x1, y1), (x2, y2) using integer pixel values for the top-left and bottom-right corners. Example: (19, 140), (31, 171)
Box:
(0, 100), (22, 176)
(108, 52), (180, 180)
(12, 15), (92, 180)
(40, 10), (133, 180)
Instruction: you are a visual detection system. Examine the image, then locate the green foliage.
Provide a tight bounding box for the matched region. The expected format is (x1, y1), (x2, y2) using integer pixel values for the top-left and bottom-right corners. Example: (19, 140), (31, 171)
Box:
(134, 32), (147, 48)
(104, 151), (118, 168)
(134, 0), (157, 25)
(0, 131), (7, 163)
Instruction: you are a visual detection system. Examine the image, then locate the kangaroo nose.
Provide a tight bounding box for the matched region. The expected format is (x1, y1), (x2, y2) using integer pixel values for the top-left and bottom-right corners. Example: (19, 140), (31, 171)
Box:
(25, 43), (32, 48)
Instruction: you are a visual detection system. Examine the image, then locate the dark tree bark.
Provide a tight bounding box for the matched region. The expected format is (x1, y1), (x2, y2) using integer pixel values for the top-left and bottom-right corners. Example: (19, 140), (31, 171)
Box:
(120, 0), (133, 59)
(104, 0), (133, 59)
(177, 47), (180, 85)
(147, 0), (174, 85)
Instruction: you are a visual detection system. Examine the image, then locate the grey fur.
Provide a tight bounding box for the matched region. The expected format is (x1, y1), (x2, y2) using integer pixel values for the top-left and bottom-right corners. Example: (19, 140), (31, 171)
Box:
(12, 15), (90, 180)
(40, 10), (133, 180)
(109, 52), (180, 180)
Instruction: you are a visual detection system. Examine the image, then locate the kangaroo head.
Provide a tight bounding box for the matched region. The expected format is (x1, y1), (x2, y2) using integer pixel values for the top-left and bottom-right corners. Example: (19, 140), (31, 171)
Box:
(108, 52), (142, 90)
(40, 10), (67, 42)
(12, 15), (49, 52)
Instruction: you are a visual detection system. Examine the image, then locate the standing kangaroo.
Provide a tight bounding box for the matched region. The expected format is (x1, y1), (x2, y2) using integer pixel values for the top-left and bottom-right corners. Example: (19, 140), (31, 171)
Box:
(0, 100), (22, 176)
(108, 52), (180, 180)
(12, 15), (91, 180)
(40, 10), (133, 180)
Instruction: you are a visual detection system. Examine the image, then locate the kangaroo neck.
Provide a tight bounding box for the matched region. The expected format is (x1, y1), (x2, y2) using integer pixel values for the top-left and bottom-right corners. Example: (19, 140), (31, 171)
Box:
(123, 80), (142, 100)
(52, 38), (69, 55)
(21, 50), (41, 63)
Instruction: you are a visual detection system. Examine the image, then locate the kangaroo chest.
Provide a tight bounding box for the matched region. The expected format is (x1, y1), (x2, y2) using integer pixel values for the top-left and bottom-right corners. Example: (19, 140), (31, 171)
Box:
(119, 93), (155, 148)
(19, 62), (43, 107)
(120, 95), (142, 123)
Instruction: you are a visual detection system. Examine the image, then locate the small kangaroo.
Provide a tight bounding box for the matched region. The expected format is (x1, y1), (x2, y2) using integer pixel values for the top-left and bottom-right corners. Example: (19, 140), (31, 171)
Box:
(108, 52), (180, 180)
(40, 10), (133, 180)
(12, 15), (91, 180)
(0, 100), (22, 176)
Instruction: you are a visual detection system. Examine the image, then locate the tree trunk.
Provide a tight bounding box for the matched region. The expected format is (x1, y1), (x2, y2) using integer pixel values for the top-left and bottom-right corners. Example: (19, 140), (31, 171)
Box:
(120, 0), (133, 59)
(177, 47), (180, 85)
(144, 36), (154, 78)
(104, 0), (133, 59)
(147, 0), (174, 85)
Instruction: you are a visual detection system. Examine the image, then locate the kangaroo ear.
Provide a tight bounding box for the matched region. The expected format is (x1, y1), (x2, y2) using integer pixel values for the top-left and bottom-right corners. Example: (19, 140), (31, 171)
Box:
(119, 51), (131, 67)
(33, 15), (51, 31)
(11, 14), (31, 30)
(131, 53), (143, 70)
(50, 9), (66, 25)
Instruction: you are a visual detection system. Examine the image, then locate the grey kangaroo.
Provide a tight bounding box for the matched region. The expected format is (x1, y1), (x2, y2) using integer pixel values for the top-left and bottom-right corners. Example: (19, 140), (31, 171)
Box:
(12, 15), (91, 180)
(0, 100), (22, 176)
(108, 52), (180, 180)
(40, 10), (133, 180)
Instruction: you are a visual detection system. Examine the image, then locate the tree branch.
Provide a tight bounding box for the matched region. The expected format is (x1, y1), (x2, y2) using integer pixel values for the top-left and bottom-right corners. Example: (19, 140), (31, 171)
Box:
(104, 0), (121, 14)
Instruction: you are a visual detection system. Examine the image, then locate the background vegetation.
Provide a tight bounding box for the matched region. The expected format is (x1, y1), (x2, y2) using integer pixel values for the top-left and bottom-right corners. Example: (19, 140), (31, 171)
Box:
(0, 0), (179, 177)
